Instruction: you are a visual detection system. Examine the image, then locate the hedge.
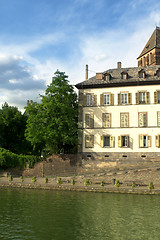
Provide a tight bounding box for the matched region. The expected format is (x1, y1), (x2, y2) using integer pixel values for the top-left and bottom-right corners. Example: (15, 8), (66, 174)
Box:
(0, 148), (40, 169)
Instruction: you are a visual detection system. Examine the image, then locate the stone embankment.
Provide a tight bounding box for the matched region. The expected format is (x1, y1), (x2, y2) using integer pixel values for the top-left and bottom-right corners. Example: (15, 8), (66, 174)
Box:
(1, 166), (160, 194)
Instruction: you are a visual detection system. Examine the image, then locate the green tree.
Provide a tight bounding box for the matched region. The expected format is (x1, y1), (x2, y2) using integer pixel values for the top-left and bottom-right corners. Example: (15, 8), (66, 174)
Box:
(25, 70), (78, 155)
(0, 102), (32, 154)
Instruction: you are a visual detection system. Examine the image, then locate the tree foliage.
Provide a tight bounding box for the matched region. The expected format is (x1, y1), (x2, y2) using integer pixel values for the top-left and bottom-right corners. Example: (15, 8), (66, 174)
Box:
(0, 102), (32, 154)
(25, 70), (78, 155)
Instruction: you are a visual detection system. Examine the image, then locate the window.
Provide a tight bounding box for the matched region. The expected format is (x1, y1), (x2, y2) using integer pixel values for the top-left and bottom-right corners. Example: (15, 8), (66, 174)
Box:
(104, 74), (111, 81)
(139, 92), (146, 104)
(118, 135), (129, 147)
(157, 112), (160, 126)
(154, 91), (160, 103)
(104, 136), (110, 147)
(155, 135), (160, 147)
(121, 72), (128, 80)
(104, 94), (110, 105)
(139, 71), (145, 78)
(85, 113), (94, 128)
(100, 93), (114, 106)
(85, 135), (94, 148)
(138, 112), (147, 127)
(136, 91), (150, 104)
(118, 92), (132, 105)
(102, 113), (111, 128)
(120, 113), (129, 127)
(139, 135), (151, 148)
(121, 93), (128, 104)
(86, 95), (93, 106)
(100, 135), (115, 148)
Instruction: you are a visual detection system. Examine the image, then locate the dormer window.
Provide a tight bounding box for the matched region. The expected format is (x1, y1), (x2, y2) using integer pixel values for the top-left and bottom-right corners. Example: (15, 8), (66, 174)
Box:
(121, 72), (128, 80)
(104, 74), (111, 81)
(156, 69), (160, 77)
(139, 70), (145, 78)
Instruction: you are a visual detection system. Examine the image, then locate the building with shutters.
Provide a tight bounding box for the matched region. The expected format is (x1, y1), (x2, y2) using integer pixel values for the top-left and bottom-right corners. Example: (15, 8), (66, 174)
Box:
(75, 27), (160, 162)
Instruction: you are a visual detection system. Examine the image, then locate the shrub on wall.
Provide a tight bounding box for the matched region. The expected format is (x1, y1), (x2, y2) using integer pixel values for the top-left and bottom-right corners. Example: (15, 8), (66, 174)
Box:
(0, 148), (40, 169)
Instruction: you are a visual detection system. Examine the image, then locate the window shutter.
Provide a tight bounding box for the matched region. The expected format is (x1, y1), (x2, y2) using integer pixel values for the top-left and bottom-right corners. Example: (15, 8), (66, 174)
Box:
(90, 113), (94, 128)
(102, 113), (111, 128)
(124, 114), (129, 127)
(78, 130), (82, 144)
(100, 94), (104, 106)
(146, 92), (150, 104)
(111, 94), (114, 106)
(154, 91), (157, 104)
(139, 135), (143, 148)
(118, 93), (121, 105)
(139, 113), (144, 127)
(118, 136), (121, 147)
(136, 92), (139, 104)
(79, 91), (83, 103)
(85, 135), (89, 148)
(121, 114), (125, 127)
(147, 135), (151, 147)
(157, 112), (160, 126)
(110, 136), (115, 148)
(100, 136), (104, 148)
(102, 113), (106, 127)
(93, 95), (97, 106)
(155, 135), (159, 147)
(128, 93), (132, 104)
(85, 114), (90, 128)
(91, 135), (94, 147)
(129, 137), (133, 149)
(78, 106), (82, 122)
(106, 113), (111, 128)
(83, 95), (87, 106)
(127, 136), (129, 147)
(143, 113), (147, 127)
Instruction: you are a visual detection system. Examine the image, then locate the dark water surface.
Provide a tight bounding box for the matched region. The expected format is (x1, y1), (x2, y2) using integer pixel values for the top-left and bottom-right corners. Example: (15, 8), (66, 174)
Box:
(0, 188), (160, 240)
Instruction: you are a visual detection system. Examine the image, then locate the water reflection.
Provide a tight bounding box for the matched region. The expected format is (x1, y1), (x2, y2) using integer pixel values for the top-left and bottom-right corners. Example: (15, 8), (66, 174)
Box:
(0, 189), (160, 240)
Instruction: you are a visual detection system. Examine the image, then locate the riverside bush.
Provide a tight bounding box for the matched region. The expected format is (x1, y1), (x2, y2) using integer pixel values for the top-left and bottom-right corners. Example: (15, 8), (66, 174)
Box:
(132, 182), (136, 189)
(115, 180), (120, 188)
(0, 148), (40, 169)
(8, 175), (13, 182)
(101, 180), (105, 187)
(71, 179), (75, 185)
(45, 177), (48, 183)
(84, 179), (91, 186)
(32, 176), (37, 183)
(20, 176), (24, 182)
(57, 177), (63, 184)
(148, 182), (154, 190)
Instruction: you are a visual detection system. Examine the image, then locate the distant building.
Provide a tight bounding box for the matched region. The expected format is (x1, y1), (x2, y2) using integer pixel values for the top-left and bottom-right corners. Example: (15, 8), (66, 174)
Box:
(76, 27), (160, 162)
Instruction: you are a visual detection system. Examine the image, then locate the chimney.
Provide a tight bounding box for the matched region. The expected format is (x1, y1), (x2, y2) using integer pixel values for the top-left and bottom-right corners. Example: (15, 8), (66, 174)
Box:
(85, 64), (88, 80)
(117, 62), (122, 69)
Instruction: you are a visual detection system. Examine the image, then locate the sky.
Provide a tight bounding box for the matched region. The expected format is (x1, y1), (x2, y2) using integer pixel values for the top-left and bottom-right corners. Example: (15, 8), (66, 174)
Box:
(0, 0), (160, 111)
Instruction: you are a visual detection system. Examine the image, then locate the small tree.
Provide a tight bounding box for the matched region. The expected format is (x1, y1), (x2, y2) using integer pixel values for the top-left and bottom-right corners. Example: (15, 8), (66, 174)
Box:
(25, 70), (78, 155)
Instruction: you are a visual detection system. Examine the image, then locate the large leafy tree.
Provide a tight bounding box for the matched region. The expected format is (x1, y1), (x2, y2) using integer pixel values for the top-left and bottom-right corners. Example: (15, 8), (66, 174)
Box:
(25, 70), (78, 155)
(0, 102), (32, 154)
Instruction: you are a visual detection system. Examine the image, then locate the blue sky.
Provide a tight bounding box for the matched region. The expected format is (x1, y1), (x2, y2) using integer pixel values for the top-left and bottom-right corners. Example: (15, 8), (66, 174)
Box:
(0, 0), (160, 110)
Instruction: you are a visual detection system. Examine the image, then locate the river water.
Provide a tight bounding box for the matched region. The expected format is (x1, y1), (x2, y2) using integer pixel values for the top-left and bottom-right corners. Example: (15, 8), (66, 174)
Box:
(0, 188), (160, 240)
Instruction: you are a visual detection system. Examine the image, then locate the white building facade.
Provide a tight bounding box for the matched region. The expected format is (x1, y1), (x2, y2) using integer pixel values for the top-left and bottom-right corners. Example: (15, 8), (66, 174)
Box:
(76, 28), (160, 162)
